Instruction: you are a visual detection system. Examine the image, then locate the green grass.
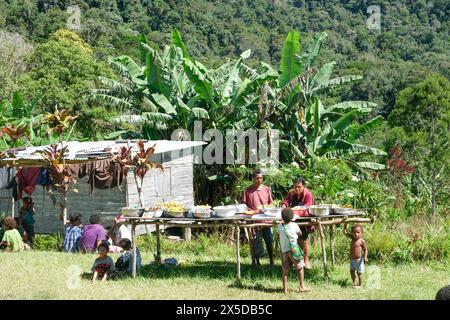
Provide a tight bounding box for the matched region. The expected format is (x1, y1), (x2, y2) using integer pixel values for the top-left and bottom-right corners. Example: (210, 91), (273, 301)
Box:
(0, 243), (448, 300)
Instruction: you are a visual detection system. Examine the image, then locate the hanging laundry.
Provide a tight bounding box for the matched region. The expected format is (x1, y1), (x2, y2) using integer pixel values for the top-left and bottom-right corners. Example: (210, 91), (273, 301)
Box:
(0, 167), (16, 190)
(17, 167), (41, 199)
(67, 160), (126, 196)
(37, 167), (52, 186)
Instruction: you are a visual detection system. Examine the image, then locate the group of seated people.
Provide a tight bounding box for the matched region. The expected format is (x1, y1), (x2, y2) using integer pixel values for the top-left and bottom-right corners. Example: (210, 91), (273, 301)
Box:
(0, 210), (142, 280)
(63, 213), (142, 280)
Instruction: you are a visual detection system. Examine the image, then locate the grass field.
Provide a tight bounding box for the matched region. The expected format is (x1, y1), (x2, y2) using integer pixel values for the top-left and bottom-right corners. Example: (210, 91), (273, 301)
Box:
(0, 246), (448, 300)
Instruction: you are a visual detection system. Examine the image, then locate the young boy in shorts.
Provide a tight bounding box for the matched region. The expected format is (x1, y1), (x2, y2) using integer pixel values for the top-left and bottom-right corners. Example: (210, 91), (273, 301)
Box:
(277, 208), (310, 293)
(344, 223), (368, 288)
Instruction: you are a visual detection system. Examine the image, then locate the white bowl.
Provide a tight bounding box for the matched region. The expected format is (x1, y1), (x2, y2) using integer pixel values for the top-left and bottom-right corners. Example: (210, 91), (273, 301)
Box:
(333, 207), (355, 214)
(308, 205), (330, 216)
(153, 209), (164, 218)
(121, 207), (143, 217)
(213, 206), (236, 218)
(262, 207), (283, 217)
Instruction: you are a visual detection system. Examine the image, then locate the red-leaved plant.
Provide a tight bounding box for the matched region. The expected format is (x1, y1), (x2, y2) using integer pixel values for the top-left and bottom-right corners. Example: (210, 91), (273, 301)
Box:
(113, 141), (163, 207)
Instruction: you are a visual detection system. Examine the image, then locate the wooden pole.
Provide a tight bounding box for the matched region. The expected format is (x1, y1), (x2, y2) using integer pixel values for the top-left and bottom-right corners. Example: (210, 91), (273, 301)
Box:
(11, 195), (14, 218)
(247, 227), (256, 266)
(131, 222), (137, 278)
(235, 223), (241, 283)
(317, 221), (328, 280)
(156, 224), (161, 263)
(330, 225), (335, 267)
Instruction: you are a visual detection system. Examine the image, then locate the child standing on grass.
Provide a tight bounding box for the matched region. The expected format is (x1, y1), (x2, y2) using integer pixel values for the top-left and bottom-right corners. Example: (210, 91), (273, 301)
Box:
(277, 208), (310, 293)
(344, 223), (368, 288)
(91, 241), (115, 284)
(1, 217), (24, 252)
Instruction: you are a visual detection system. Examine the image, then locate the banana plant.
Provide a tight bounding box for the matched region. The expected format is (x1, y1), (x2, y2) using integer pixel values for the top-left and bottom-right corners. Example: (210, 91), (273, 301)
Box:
(263, 31), (386, 170)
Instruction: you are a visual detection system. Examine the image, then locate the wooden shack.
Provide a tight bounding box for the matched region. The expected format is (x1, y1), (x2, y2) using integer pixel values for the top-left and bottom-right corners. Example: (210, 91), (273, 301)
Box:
(0, 140), (205, 235)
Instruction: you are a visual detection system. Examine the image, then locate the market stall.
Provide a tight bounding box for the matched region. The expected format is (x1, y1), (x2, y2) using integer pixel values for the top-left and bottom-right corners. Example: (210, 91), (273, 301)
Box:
(123, 210), (373, 281)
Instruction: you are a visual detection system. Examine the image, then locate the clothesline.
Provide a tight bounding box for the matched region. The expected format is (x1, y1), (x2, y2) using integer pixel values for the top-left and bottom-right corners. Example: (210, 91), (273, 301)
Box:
(0, 158), (128, 201)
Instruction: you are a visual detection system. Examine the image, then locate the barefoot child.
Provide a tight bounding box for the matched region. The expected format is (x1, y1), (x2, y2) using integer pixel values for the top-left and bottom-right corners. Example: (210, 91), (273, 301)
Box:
(344, 223), (368, 288)
(277, 208), (310, 293)
(91, 241), (115, 284)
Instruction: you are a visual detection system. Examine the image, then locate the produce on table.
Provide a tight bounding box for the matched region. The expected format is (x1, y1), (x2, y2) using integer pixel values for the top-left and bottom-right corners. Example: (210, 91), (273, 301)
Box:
(158, 201), (185, 212)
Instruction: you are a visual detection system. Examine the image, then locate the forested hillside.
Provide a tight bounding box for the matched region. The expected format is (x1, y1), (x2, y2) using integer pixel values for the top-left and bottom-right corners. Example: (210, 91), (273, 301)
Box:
(1, 0), (449, 116)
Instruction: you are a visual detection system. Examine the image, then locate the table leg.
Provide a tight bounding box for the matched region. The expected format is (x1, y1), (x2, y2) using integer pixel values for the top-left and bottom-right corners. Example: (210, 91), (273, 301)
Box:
(235, 224), (241, 283)
(318, 221), (328, 280)
(330, 225), (335, 267)
(247, 227), (256, 266)
(131, 223), (136, 278)
(156, 223), (161, 263)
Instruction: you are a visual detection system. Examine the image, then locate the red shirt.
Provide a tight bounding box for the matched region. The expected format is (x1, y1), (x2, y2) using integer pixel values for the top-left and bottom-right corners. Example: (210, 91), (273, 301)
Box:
(242, 185), (273, 211)
(282, 187), (314, 207)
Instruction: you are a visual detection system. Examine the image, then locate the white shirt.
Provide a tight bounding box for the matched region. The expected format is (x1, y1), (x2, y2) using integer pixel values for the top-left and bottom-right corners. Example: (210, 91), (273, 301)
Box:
(114, 224), (131, 245)
(277, 222), (301, 253)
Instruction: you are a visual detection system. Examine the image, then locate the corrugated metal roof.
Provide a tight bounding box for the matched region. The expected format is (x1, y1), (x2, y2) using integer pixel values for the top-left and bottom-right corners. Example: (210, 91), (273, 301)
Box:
(0, 140), (206, 166)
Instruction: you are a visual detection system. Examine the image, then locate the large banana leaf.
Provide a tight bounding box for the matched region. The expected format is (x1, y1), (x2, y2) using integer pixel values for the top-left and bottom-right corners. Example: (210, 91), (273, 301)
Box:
(325, 101), (377, 114)
(145, 50), (171, 97)
(297, 31), (327, 71)
(279, 31), (302, 88)
(171, 29), (190, 59)
(356, 162), (386, 170)
(98, 77), (132, 95)
(309, 61), (336, 91)
(310, 75), (363, 93)
(183, 59), (215, 104)
(347, 115), (384, 143)
(280, 139), (305, 159)
(152, 93), (176, 115)
(327, 109), (359, 140)
(114, 55), (145, 85)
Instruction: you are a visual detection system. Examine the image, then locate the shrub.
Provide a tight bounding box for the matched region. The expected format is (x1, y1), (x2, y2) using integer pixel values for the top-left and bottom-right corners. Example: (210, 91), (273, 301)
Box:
(33, 234), (63, 251)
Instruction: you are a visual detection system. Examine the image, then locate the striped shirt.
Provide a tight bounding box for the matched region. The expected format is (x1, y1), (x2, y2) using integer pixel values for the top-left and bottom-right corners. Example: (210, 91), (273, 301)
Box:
(63, 225), (82, 252)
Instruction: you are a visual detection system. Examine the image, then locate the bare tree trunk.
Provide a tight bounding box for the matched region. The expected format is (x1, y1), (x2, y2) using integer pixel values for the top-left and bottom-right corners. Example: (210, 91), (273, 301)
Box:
(134, 170), (145, 208)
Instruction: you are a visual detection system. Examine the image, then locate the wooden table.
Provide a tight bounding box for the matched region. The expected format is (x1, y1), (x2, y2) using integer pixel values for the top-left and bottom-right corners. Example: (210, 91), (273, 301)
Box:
(123, 213), (373, 281)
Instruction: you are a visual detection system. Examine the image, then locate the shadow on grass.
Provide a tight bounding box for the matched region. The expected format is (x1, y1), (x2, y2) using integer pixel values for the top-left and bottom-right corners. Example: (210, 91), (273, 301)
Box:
(81, 261), (350, 290)
(228, 282), (282, 293)
(138, 261), (282, 282)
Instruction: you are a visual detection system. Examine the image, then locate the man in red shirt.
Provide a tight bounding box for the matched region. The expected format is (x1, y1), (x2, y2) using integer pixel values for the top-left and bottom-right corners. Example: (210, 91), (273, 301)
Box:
(243, 169), (274, 266)
(282, 178), (314, 269)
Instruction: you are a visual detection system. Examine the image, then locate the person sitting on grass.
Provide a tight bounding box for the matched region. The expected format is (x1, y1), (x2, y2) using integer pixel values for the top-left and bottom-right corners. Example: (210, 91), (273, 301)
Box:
(62, 214), (83, 253)
(277, 208), (310, 293)
(14, 218), (31, 250)
(0, 217), (24, 252)
(343, 223), (368, 288)
(91, 241), (115, 284)
(108, 214), (131, 253)
(79, 214), (107, 253)
(115, 238), (142, 275)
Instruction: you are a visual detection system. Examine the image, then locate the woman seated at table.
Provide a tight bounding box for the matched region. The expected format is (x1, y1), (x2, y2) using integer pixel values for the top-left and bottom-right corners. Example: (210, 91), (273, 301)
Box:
(282, 178), (314, 269)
